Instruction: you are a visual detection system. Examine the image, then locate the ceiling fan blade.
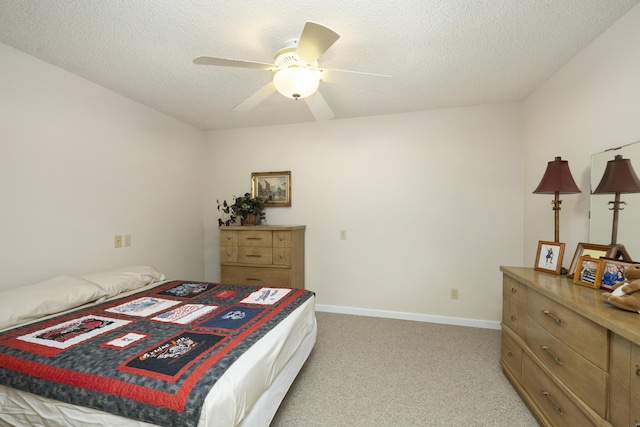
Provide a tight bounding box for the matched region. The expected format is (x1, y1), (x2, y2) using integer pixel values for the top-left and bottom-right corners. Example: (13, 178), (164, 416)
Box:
(304, 91), (335, 121)
(321, 68), (391, 92)
(296, 21), (340, 65)
(193, 56), (274, 71)
(233, 82), (277, 112)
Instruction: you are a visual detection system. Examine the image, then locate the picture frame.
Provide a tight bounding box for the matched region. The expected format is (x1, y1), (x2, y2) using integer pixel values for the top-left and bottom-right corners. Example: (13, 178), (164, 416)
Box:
(596, 258), (640, 291)
(251, 171), (291, 207)
(534, 241), (565, 275)
(566, 242), (618, 279)
(573, 255), (605, 288)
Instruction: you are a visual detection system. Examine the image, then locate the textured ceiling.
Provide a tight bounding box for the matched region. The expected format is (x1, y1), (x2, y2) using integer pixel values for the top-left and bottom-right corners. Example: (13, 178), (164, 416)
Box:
(1, 0), (638, 131)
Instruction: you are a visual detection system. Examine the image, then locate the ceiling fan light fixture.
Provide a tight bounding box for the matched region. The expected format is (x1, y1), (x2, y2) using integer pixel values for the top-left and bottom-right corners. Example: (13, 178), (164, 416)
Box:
(273, 67), (320, 100)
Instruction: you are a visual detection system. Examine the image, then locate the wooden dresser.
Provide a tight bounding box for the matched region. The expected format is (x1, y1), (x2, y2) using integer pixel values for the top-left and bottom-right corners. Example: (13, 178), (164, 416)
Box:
(220, 225), (305, 289)
(500, 266), (640, 427)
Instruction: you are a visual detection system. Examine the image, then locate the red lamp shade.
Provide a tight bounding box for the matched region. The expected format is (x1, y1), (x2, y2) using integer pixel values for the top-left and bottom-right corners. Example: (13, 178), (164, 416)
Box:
(592, 155), (640, 194)
(533, 156), (581, 194)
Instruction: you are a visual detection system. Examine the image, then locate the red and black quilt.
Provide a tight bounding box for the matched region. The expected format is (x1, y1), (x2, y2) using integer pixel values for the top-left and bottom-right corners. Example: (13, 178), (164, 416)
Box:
(0, 281), (313, 427)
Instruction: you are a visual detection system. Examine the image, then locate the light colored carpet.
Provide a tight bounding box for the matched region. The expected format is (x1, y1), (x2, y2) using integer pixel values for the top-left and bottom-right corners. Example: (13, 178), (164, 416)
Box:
(271, 312), (538, 427)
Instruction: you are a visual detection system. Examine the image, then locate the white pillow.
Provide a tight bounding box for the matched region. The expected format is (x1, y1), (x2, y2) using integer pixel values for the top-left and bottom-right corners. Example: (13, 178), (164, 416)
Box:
(0, 274), (108, 330)
(82, 265), (166, 297)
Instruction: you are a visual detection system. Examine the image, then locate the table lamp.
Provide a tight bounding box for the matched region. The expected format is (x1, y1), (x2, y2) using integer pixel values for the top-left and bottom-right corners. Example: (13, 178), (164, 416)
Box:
(533, 156), (581, 242)
(592, 154), (640, 246)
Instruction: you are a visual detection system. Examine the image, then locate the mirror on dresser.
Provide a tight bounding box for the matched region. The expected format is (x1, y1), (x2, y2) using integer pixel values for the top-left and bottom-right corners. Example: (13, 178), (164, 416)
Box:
(590, 140), (640, 260)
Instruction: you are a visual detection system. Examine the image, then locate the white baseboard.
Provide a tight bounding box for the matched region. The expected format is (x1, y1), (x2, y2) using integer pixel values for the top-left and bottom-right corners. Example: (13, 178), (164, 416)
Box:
(315, 304), (501, 330)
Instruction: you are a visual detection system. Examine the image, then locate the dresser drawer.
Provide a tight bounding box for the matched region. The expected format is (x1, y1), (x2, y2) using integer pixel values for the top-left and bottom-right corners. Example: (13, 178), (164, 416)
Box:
(220, 229), (238, 246)
(501, 330), (523, 381)
(237, 230), (272, 247)
(611, 333), (632, 386)
(527, 290), (607, 370)
(523, 355), (595, 427)
(502, 297), (526, 337)
(631, 390), (640, 427)
(526, 316), (607, 417)
(273, 231), (291, 248)
(609, 385), (640, 427)
(630, 343), (640, 398)
(273, 247), (291, 266)
(609, 330), (640, 402)
(503, 276), (526, 308)
(220, 245), (238, 263)
(237, 246), (273, 264)
(610, 376), (630, 427)
(221, 266), (291, 287)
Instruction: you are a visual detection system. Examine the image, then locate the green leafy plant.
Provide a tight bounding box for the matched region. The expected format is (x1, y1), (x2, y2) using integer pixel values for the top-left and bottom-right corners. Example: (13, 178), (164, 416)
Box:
(217, 193), (266, 226)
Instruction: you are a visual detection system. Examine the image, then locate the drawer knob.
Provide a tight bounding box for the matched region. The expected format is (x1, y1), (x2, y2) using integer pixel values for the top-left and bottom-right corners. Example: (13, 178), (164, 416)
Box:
(246, 237), (262, 240)
(507, 351), (513, 356)
(541, 345), (562, 365)
(635, 365), (640, 376)
(511, 315), (517, 321)
(511, 288), (517, 294)
(541, 309), (563, 325)
(247, 254), (262, 258)
(227, 235), (232, 240)
(541, 390), (563, 416)
(227, 252), (232, 256)
(279, 254), (284, 259)
(279, 237), (284, 241)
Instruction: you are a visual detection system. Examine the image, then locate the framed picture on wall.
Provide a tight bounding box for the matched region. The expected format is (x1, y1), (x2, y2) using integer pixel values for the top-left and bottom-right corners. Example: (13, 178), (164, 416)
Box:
(597, 258), (640, 291)
(573, 255), (605, 289)
(534, 240), (565, 275)
(566, 243), (617, 279)
(251, 171), (291, 207)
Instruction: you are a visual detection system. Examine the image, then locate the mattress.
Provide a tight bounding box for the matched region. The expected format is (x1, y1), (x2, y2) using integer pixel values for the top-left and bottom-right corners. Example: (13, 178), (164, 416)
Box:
(0, 273), (316, 427)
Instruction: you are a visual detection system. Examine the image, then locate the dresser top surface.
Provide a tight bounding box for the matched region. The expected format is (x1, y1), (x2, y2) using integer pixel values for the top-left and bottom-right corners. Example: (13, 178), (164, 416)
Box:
(501, 266), (640, 345)
(218, 225), (306, 231)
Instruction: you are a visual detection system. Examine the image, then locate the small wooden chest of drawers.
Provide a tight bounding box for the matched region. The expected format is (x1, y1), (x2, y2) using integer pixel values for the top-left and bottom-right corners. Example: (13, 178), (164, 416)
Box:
(500, 266), (640, 427)
(220, 225), (305, 289)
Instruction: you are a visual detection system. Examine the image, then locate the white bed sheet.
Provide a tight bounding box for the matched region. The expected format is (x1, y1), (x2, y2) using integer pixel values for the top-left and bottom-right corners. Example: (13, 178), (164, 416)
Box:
(0, 286), (316, 427)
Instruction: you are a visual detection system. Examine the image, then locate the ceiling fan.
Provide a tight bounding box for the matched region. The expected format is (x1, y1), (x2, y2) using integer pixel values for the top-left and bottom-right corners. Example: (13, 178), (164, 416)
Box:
(193, 21), (390, 121)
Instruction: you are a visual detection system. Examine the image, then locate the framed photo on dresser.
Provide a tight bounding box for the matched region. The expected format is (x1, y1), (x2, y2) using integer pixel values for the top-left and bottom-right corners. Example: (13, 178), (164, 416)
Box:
(573, 255), (605, 289)
(534, 240), (565, 275)
(566, 242), (617, 279)
(597, 258), (640, 291)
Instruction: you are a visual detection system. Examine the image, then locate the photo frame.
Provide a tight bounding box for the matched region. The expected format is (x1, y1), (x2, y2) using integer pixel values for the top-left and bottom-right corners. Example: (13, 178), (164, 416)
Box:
(534, 241), (565, 275)
(573, 255), (606, 289)
(596, 258), (640, 291)
(566, 243), (617, 279)
(251, 171), (291, 207)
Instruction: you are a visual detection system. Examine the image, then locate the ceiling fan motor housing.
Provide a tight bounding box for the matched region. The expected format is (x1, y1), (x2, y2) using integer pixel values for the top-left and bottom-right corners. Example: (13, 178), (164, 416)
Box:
(274, 39), (301, 68)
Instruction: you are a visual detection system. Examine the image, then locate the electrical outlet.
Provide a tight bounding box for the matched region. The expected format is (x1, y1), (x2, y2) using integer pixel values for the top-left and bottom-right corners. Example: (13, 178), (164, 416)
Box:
(114, 235), (123, 248)
(451, 288), (459, 299)
(124, 234), (131, 247)
(340, 230), (347, 240)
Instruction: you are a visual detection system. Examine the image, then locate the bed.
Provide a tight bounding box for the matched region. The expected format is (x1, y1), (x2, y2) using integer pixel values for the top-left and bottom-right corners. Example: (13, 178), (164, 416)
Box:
(0, 266), (317, 427)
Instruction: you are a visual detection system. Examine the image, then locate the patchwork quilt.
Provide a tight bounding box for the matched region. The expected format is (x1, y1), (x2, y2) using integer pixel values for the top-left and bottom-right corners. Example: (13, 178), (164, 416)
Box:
(0, 281), (313, 427)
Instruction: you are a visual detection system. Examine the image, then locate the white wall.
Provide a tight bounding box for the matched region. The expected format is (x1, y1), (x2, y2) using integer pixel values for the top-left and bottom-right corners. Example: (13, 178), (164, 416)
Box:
(0, 43), (206, 289)
(523, 3), (640, 266)
(205, 104), (524, 323)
